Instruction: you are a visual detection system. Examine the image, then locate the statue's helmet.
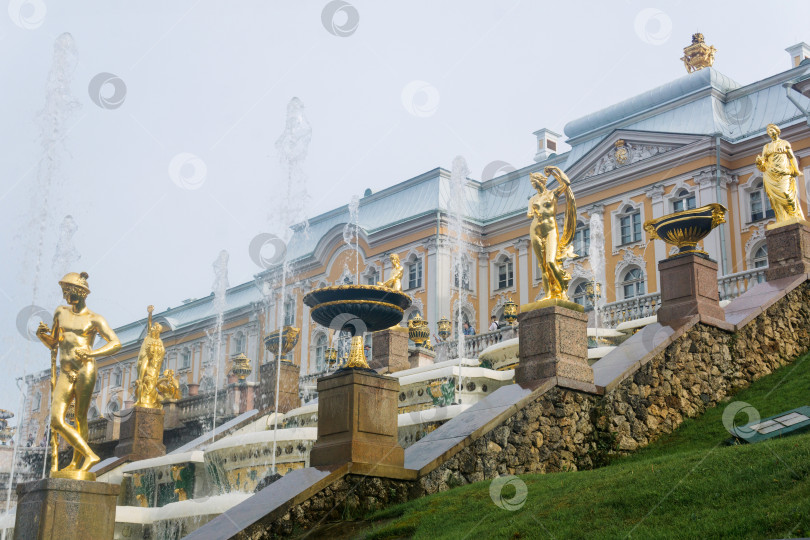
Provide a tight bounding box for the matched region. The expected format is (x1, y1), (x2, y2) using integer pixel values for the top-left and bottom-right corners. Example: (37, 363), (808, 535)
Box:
(59, 272), (90, 296)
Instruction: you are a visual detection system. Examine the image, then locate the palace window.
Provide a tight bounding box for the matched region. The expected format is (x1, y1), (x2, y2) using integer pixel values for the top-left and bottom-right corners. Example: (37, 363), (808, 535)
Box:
(234, 333), (246, 354)
(181, 349), (191, 369)
(750, 180), (774, 222)
(621, 268), (646, 299)
(454, 258), (472, 290)
(672, 189), (696, 212)
(619, 208), (642, 244)
(366, 268), (378, 285)
(314, 333), (327, 372)
(283, 299), (295, 326)
(573, 223), (590, 257)
(88, 406), (99, 420)
(32, 392), (41, 412)
(571, 281), (593, 310)
(753, 245), (768, 268)
(407, 258), (423, 290)
(113, 369), (122, 387)
(497, 258), (514, 289)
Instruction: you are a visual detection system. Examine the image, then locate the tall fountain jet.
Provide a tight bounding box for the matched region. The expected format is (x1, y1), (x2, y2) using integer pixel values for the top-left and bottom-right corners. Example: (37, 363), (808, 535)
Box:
(209, 250), (229, 439)
(589, 212), (606, 335)
(448, 156), (470, 395)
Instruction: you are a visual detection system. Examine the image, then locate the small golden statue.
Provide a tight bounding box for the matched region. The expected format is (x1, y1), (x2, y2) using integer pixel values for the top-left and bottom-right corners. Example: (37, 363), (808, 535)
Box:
(681, 33), (716, 73)
(755, 123), (805, 227)
(134, 305), (166, 409)
(528, 166), (577, 303)
(377, 253), (404, 291)
(156, 369), (181, 401)
(36, 272), (121, 480)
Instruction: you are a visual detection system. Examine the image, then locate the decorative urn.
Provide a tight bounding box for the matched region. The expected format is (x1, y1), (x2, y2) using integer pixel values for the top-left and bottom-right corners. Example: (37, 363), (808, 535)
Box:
(644, 203), (727, 257)
(264, 326), (300, 359)
(408, 313), (430, 346)
(503, 298), (518, 325)
(437, 317), (452, 341)
(230, 353), (253, 380)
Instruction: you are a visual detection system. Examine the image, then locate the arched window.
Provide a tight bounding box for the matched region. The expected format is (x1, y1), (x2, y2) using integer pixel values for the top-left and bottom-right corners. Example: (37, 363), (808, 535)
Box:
(621, 268), (646, 299)
(618, 205), (642, 245)
(573, 222), (590, 257)
(106, 400), (120, 416)
(88, 405), (99, 420)
(753, 245), (768, 268)
(572, 281), (593, 310)
(181, 384), (189, 398)
(750, 180), (774, 222)
(234, 333), (246, 354)
(672, 189), (696, 212)
(365, 268), (378, 285)
(314, 334), (327, 372)
(406, 255), (423, 290)
(494, 254), (514, 290)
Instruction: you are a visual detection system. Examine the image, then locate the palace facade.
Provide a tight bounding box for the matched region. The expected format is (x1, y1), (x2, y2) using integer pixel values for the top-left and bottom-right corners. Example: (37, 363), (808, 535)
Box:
(17, 39), (810, 450)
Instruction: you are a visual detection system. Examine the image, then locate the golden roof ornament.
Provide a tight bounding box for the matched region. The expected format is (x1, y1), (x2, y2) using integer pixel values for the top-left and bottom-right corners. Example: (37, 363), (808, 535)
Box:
(614, 140), (629, 165)
(681, 33), (716, 73)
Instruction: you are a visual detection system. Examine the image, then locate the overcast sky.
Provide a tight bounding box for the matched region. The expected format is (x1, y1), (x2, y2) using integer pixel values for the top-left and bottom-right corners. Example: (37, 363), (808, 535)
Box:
(2, 1), (810, 418)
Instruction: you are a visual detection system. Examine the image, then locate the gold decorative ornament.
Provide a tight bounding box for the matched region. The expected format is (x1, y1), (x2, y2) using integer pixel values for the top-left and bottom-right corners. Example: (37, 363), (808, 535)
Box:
(230, 353), (253, 380)
(407, 313), (430, 346)
(156, 370), (181, 401)
(614, 140), (629, 165)
(264, 326), (300, 357)
(377, 253), (404, 291)
(503, 298), (518, 325)
(423, 338), (434, 351)
(134, 305), (167, 410)
(756, 123), (806, 228)
(644, 203), (727, 257)
(437, 317), (452, 341)
(325, 347), (338, 366)
(344, 336), (369, 369)
(681, 32), (716, 73)
(528, 166), (578, 303)
(36, 272), (121, 480)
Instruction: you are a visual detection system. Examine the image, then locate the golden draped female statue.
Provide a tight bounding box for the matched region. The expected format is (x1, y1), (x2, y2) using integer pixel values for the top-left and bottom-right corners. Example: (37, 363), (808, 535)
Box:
(755, 123), (805, 226)
(134, 305), (169, 409)
(36, 272), (121, 480)
(528, 166), (577, 302)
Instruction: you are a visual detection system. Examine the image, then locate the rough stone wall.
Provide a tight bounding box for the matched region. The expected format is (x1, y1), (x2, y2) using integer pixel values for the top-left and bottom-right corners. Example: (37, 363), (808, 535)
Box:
(257, 282), (810, 533)
(247, 474), (412, 538)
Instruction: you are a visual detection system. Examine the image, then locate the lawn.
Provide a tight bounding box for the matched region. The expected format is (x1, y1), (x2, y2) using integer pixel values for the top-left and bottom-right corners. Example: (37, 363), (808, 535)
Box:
(351, 353), (810, 539)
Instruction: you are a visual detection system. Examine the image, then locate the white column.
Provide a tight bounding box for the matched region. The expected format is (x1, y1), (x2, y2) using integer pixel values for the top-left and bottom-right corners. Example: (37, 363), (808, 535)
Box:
(695, 169), (722, 264)
(645, 184), (666, 291)
(515, 237), (530, 306)
(435, 236), (452, 327)
(478, 251), (489, 331)
(301, 284), (311, 374)
(425, 239), (438, 336)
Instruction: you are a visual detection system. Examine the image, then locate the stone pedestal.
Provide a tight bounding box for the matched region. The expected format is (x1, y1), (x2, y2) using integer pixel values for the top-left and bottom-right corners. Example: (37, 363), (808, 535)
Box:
(309, 369), (404, 469)
(408, 347), (436, 369)
(370, 327), (410, 374)
(14, 478), (119, 540)
(765, 221), (810, 281)
(516, 301), (593, 386)
(257, 360), (300, 413)
(225, 381), (257, 416)
(657, 253), (725, 325)
(114, 406), (166, 461)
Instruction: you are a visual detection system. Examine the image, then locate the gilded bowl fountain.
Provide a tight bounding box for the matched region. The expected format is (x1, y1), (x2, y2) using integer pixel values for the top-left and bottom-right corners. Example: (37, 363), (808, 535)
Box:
(644, 203), (727, 257)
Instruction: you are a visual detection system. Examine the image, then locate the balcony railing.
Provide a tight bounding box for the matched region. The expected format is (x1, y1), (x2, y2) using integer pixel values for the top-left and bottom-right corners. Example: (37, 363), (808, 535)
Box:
(601, 268), (767, 328)
(444, 325), (517, 360)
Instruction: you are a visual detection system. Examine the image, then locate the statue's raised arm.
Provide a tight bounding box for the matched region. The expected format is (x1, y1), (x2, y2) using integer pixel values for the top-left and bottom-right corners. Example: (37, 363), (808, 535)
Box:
(544, 166), (577, 259)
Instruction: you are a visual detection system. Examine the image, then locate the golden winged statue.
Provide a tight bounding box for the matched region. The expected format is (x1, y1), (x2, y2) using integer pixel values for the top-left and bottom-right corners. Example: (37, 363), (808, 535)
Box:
(528, 166), (577, 301)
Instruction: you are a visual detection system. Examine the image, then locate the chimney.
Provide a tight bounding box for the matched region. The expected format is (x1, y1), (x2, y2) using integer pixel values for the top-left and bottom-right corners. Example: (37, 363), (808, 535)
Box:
(533, 128), (561, 162)
(785, 42), (810, 68)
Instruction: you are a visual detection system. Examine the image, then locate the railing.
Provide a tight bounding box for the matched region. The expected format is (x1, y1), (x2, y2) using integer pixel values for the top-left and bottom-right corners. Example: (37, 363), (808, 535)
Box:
(602, 269), (768, 328)
(445, 325), (517, 360)
(718, 268), (765, 300)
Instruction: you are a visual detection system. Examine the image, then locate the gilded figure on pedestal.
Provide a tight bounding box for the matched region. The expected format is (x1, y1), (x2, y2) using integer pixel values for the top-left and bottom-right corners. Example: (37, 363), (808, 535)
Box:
(134, 305), (166, 409)
(755, 123), (806, 226)
(377, 253), (403, 291)
(36, 272), (121, 479)
(528, 166), (577, 301)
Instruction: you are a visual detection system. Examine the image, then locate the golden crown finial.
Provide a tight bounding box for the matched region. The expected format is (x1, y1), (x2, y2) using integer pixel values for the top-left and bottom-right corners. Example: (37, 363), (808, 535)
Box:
(681, 32), (716, 73)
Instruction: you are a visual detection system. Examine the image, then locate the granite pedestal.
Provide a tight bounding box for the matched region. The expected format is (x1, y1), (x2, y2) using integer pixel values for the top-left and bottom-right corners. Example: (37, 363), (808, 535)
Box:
(370, 326), (410, 373)
(14, 478), (119, 540)
(764, 220), (810, 281)
(257, 360), (300, 413)
(657, 253), (724, 326)
(309, 369), (404, 469)
(516, 301), (593, 387)
(114, 406), (166, 461)
(408, 346), (436, 368)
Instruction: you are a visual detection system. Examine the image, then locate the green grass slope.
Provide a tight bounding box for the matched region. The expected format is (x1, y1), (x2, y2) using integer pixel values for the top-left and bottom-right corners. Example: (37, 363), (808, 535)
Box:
(353, 353), (810, 540)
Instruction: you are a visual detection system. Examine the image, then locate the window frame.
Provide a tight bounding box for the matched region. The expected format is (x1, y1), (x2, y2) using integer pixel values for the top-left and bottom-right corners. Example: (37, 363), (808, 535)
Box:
(621, 267), (646, 299)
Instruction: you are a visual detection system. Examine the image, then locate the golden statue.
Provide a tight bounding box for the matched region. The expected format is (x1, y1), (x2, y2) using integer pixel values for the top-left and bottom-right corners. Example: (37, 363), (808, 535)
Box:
(156, 369), (181, 401)
(36, 272), (121, 480)
(756, 123), (806, 227)
(681, 33), (716, 73)
(528, 166), (577, 303)
(134, 305), (166, 409)
(377, 253), (403, 291)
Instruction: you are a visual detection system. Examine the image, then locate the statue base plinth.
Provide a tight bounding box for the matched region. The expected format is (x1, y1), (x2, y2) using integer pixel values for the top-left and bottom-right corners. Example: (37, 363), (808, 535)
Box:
(520, 297), (584, 313)
(409, 346), (436, 369)
(657, 253), (724, 325)
(50, 469), (96, 482)
(370, 326), (410, 374)
(765, 220), (810, 281)
(114, 406), (166, 461)
(309, 369), (404, 469)
(14, 478), (119, 540)
(516, 303), (594, 387)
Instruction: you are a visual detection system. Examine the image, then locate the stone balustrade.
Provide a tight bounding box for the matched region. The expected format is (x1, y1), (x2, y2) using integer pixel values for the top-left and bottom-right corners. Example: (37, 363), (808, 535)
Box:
(444, 325), (517, 360)
(718, 268), (766, 300)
